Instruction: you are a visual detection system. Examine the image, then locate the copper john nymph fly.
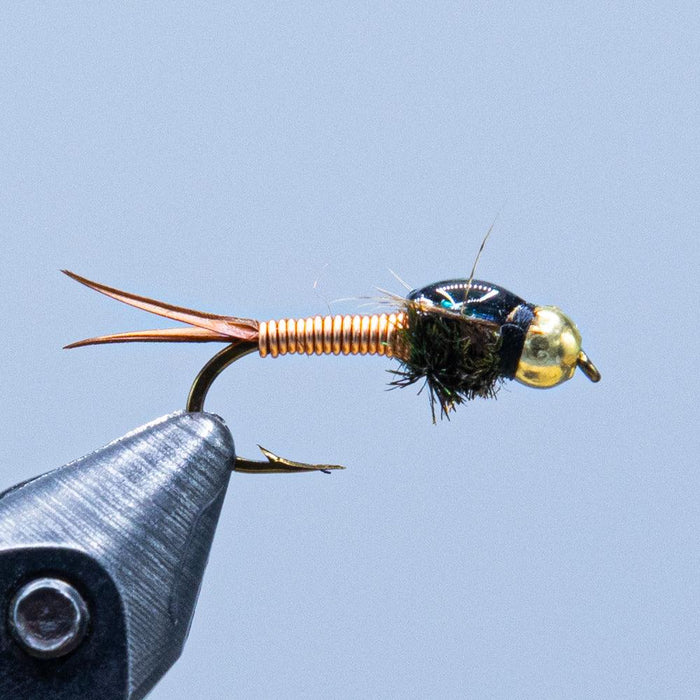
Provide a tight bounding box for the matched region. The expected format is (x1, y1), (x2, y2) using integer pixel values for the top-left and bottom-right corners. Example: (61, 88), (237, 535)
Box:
(63, 269), (600, 473)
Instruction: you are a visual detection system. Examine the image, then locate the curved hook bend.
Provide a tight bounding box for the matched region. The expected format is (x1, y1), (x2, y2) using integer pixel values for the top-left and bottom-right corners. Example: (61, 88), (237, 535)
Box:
(186, 341), (258, 413)
(186, 342), (344, 474)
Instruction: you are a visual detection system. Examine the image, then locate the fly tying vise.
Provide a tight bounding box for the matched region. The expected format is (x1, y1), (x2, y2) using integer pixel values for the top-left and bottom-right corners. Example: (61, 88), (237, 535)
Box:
(63, 270), (600, 472)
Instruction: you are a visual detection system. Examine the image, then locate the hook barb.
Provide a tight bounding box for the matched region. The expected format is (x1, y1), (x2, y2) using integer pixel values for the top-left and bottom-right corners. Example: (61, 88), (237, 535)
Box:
(186, 341), (344, 473)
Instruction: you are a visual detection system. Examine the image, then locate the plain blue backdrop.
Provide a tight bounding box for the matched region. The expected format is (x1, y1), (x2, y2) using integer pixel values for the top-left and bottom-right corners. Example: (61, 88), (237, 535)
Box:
(1, 3), (697, 698)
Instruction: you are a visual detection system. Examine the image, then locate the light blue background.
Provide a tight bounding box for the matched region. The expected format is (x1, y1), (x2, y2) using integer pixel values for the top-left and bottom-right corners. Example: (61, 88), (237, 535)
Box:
(1, 3), (697, 698)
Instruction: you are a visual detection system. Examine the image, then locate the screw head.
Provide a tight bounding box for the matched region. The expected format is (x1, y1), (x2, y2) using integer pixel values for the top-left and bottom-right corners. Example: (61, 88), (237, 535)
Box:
(9, 577), (89, 659)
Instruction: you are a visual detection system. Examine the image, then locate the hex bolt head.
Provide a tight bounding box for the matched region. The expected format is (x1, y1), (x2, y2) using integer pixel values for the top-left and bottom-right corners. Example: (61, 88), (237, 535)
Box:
(8, 577), (89, 659)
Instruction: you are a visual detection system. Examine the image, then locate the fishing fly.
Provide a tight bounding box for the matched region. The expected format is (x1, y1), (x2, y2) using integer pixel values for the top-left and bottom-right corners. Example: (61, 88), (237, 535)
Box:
(63, 267), (600, 472)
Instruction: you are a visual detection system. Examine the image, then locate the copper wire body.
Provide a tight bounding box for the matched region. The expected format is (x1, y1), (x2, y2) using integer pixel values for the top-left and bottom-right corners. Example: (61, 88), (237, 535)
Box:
(258, 312), (407, 359)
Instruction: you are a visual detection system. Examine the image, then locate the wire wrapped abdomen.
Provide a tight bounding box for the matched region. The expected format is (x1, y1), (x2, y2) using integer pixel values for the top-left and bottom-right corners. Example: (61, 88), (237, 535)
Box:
(258, 313), (406, 358)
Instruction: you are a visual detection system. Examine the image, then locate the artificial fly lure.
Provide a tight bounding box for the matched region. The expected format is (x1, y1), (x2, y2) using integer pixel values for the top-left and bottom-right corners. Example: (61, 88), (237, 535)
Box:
(63, 270), (600, 472)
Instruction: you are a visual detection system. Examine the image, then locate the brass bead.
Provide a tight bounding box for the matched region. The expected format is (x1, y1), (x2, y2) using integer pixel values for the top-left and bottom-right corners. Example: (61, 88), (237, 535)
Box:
(515, 306), (582, 388)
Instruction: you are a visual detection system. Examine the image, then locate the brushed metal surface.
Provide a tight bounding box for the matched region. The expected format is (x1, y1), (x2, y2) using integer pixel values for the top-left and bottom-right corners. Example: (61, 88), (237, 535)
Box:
(0, 410), (235, 699)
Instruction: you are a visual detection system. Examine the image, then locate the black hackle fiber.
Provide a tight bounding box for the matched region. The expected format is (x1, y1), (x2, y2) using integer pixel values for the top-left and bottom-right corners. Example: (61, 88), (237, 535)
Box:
(390, 303), (503, 421)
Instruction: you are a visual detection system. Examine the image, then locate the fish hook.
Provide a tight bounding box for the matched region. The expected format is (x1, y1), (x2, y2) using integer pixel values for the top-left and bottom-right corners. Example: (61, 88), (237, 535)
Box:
(186, 341), (344, 474)
(63, 269), (600, 472)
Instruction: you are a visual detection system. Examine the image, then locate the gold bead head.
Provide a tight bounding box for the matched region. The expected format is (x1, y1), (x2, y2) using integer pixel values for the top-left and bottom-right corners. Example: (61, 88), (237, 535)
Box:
(515, 306), (600, 388)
